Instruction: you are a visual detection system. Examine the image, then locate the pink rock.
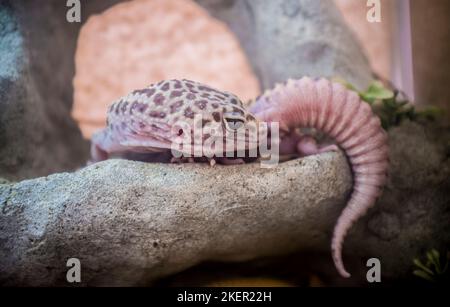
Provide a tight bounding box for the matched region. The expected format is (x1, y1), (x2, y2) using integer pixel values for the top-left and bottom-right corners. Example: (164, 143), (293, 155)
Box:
(72, 0), (260, 139)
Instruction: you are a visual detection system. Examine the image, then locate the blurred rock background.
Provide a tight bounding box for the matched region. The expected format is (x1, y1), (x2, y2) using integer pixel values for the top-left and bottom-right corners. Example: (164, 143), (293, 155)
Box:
(73, 0), (394, 139)
(0, 0), (448, 287)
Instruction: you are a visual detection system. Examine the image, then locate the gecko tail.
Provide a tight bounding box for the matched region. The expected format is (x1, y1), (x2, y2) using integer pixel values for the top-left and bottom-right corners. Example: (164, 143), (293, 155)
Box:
(251, 76), (389, 278)
(331, 191), (375, 278)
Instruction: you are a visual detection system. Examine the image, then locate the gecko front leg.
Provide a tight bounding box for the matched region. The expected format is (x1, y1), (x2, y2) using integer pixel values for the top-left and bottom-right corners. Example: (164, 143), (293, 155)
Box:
(296, 136), (339, 156)
(279, 130), (339, 157)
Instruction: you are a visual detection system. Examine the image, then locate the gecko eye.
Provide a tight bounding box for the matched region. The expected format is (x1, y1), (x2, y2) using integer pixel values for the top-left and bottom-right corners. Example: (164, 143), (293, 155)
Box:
(224, 117), (245, 130)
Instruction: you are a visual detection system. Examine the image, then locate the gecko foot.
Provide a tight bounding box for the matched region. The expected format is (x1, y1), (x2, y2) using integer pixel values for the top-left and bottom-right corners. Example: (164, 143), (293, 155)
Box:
(297, 136), (339, 156)
(217, 157), (245, 165)
(89, 144), (108, 165)
(170, 156), (195, 163)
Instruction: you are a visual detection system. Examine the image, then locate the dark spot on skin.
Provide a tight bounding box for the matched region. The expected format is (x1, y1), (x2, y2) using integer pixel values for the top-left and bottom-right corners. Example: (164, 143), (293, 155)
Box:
(211, 103), (219, 109)
(139, 122), (146, 129)
(230, 98), (238, 105)
(153, 93), (165, 105)
(214, 94), (225, 100)
(232, 107), (244, 116)
(156, 80), (164, 86)
(189, 89), (198, 94)
(212, 112), (221, 122)
(198, 85), (213, 92)
(195, 100), (208, 110)
(170, 90), (183, 98)
(170, 100), (184, 113)
(115, 101), (122, 114)
(130, 102), (138, 113)
(184, 107), (195, 119)
(202, 119), (210, 127)
(173, 81), (182, 89)
(131, 102), (148, 113)
(246, 114), (254, 121)
(161, 83), (170, 91)
(138, 103), (148, 113)
(121, 101), (128, 112)
(150, 111), (166, 118)
(121, 122), (127, 129)
(183, 79), (195, 84)
(185, 82), (194, 88)
(186, 93), (196, 100)
(143, 88), (155, 97)
(200, 93), (210, 98)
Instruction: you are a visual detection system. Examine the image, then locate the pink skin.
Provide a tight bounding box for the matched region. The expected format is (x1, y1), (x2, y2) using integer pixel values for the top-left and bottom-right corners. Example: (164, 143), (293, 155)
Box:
(250, 77), (389, 278)
(90, 79), (259, 165)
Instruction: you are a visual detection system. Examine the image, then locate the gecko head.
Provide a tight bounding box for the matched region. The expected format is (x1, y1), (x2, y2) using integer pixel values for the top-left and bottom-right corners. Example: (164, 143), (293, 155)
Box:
(170, 86), (261, 158)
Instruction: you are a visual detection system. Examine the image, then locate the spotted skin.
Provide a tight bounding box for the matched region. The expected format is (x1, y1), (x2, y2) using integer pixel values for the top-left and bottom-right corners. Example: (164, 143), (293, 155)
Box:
(90, 79), (258, 163)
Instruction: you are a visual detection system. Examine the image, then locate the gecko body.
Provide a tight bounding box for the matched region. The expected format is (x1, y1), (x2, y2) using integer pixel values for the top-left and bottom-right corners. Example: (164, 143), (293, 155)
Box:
(250, 77), (389, 278)
(91, 79), (258, 164)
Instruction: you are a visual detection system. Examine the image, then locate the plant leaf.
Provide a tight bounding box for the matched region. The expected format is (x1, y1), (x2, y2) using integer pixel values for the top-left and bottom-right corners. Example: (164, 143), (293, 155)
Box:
(332, 77), (358, 92)
(413, 270), (435, 282)
(413, 258), (434, 275)
(361, 81), (394, 102)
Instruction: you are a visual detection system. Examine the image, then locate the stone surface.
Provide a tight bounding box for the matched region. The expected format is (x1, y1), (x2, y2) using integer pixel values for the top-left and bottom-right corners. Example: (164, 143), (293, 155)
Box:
(0, 1), (89, 180)
(196, 0), (374, 91)
(0, 152), (352, 286)
(0, 121), (449, 286)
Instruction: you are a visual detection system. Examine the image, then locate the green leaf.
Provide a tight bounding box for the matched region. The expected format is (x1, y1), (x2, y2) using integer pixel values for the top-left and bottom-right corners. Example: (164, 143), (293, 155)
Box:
(413, 258), (434, 275)
(416, 106), (443, 120)
(413, 270), (435, 282)
(332, 77), (358, 92)
(332, 78), (440, 130)
(427, 251), (440, 273)
(361, 81), (394, 103)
